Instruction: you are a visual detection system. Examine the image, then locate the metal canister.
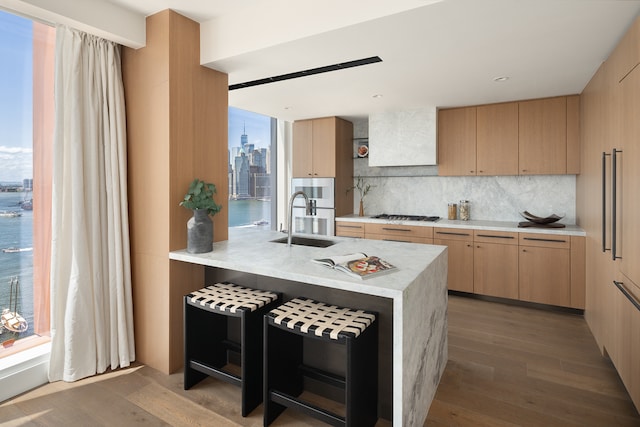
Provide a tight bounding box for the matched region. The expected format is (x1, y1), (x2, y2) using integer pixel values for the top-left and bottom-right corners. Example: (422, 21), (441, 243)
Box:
(459, 200), (470, 221)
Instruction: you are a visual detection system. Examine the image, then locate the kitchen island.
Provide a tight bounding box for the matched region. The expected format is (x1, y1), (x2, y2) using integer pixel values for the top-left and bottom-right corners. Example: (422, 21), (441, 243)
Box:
(170, 227), (448, 426)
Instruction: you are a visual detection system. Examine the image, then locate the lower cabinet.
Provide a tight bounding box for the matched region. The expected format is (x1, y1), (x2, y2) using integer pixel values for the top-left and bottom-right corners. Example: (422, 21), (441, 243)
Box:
(434, 228), (474, 293)
(336, 220), (586, 309)
(519, 233), (571, 307)
(612, 277), (640, 408)
(473, 231), (519, 299)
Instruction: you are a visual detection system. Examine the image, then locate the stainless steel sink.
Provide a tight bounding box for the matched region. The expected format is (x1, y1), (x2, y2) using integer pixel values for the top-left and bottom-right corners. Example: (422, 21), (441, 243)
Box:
(270, 236), (337, 248)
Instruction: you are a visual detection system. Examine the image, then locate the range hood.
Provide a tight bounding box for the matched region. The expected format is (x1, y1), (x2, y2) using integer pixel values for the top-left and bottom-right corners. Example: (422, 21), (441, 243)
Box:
(368, 107), (437, 167)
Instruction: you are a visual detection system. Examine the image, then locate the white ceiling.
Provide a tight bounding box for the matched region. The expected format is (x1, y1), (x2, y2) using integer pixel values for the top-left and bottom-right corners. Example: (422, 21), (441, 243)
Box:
(105, 0), (640, 122)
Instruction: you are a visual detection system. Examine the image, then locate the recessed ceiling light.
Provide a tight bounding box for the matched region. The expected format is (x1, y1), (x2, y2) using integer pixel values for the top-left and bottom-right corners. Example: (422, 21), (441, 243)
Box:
(284, 106), (291, 110)
(372, 94), (383, 98)
(493, 76), (510, 82)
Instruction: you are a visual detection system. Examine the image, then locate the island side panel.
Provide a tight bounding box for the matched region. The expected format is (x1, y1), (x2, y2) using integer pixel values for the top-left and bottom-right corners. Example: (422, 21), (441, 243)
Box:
(204, 266), (395, 421)
(400, 247), (448, 426)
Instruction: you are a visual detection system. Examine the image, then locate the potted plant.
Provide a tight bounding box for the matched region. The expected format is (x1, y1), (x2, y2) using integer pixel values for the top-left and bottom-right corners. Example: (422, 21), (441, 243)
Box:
(180, 178), (222, 253)
(347, 176), (375, 217)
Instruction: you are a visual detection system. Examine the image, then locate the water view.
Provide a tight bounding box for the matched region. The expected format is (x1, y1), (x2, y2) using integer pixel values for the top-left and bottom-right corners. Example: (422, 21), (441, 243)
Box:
(228, 198), (271, 228)
(0, 191), (34, 343)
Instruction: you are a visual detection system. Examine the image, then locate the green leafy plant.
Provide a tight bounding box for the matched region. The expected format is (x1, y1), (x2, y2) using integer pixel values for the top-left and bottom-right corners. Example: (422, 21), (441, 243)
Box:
(347, 176), (375, 201)
(180, 178), (222, 216)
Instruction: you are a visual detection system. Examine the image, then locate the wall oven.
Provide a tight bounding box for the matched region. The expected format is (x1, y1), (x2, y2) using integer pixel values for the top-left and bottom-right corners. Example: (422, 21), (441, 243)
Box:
(291, 177), (335, 236)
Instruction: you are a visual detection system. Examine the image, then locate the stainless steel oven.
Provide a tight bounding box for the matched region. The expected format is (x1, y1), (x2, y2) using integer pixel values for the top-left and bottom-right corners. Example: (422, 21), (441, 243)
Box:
(291, 177), (335, 209)
(291, 177), (335, 236)
(292, 206), (335, 236)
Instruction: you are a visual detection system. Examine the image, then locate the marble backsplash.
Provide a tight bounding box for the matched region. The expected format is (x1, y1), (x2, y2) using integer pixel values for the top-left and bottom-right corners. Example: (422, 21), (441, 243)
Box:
(351, 172), (577, 224)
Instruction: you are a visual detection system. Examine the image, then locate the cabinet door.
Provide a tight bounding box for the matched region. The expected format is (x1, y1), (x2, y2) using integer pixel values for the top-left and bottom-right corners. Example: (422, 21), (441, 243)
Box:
(437, 107), (476, 176)
(476, 102), (518, 175)
(619, 66), (640, 286)
(434, 238), (474, 293)
(474, 242), (519, 299)
(519, 97), (567, 174)
(566, 95), (581, 174)
(519, 246), (571, 307)
(612, 278), (640, 409)
(311, 117), (336, 177)
(292, 120), (314, 177)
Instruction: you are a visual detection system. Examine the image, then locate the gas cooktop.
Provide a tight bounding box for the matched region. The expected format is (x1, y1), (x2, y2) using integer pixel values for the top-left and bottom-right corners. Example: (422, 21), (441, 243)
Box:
(371, 213), (440, 222)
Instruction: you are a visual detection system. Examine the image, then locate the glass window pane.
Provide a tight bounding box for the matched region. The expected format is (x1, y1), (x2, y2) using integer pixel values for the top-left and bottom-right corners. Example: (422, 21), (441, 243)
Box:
(228, 107), (274, 229)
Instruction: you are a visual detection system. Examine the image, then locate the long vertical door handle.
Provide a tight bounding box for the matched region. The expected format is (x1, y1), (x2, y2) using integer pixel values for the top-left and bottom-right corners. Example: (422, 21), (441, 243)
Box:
(602, 151), (610, 252)
(612, 148), (622, 260)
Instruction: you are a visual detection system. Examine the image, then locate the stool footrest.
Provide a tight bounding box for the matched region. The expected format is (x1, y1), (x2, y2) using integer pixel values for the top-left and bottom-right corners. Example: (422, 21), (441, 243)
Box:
(269, 390), (345, 427)
(189, 360), (242, 387)
(299, 365), (345, 390)
(221, 339), (241, 354)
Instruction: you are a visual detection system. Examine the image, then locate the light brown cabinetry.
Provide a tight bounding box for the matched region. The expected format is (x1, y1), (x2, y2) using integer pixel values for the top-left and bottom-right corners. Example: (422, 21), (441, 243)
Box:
(578, 13), (640, 412)
(364, 223), (433, 244)
(437, 107), (476, 176)
(433, 228), (474, 293)
(438, 95), (580, 176)
(476, 102), (519, 175)
(335, 221), (365, 238)
(473, 231), (519, 299)
(518, 97), (567, 175)
(292, 117), (352, 178)
(612, 278), (640, 408)
(618, 66), (640, 288)
(518, 233), (571, 307)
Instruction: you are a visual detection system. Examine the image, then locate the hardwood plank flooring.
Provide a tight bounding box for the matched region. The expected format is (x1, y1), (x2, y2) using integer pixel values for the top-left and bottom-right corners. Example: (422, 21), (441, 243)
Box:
(1, 295), (638, 426)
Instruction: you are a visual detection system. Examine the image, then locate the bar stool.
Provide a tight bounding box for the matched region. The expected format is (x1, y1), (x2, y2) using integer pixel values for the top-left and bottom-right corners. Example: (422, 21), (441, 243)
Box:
(264, 297), (378, 427)
(184, 282), (281, 416)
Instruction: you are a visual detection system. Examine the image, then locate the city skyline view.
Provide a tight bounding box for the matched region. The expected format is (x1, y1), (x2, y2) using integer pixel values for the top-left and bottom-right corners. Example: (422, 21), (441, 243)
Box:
(0, 11), (33, 184)
(228, 106), (271, 150)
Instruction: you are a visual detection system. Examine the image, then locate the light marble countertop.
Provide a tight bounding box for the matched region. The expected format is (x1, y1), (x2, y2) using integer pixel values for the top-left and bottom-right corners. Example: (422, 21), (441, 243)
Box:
(336, 214), (586, 236)
(170, 227), (447, 299)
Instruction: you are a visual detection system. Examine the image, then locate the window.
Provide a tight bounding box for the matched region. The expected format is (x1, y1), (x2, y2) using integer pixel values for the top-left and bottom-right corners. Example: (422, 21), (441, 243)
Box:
(227, 107), (276, 229)
(0, 10), (54, 356)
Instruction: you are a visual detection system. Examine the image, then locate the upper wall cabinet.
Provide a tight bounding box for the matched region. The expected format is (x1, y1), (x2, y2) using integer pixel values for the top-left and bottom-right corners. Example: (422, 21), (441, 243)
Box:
(438, 95), (580, 176)
(292, 117), (352, 178)
(368, 107), (437, 166)
(519, 97), (567, 175)
(437, 107), (476, 176)
(477, 102), (519, 175)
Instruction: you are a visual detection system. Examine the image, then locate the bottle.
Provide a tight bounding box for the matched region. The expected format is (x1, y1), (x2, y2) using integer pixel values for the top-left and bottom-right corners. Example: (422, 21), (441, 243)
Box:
(459, 200), (470, 221)
(448, 203), (457, 220)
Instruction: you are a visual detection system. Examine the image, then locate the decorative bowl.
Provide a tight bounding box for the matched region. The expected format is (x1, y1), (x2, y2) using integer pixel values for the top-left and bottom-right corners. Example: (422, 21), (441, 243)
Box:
(520, 211), (565, 224)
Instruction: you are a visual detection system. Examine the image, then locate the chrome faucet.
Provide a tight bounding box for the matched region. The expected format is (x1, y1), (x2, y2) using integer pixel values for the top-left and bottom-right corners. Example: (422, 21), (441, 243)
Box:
(288, 190), (313, 246)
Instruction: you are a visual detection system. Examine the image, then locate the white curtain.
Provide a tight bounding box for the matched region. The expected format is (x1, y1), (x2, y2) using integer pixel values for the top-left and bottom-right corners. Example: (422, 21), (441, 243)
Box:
(49, 26), (135, 382)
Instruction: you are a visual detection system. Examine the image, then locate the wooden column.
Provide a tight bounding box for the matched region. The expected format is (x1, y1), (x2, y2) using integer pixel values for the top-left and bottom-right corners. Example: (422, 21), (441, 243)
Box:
(122, 9), (228, 373)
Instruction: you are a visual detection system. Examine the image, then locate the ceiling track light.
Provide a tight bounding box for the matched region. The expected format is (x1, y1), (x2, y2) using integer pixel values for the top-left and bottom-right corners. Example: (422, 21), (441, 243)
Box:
(229, 56), (383, 90)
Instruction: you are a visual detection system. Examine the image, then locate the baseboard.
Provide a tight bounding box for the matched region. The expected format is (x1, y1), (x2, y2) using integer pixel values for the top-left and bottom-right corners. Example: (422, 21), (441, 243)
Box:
(0, 342), (50, 403)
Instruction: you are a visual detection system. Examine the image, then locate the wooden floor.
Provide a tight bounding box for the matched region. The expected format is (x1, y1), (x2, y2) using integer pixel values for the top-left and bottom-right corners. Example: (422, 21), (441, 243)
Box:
(1, 295), (638, 426)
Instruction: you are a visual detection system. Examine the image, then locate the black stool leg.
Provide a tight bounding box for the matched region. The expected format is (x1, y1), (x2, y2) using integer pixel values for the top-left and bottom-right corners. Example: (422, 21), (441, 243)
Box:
(241, 304), (271, 416)
(346, 320), (378, 427)
(184, 297), (228, 390)
(264, 320), (303, 426)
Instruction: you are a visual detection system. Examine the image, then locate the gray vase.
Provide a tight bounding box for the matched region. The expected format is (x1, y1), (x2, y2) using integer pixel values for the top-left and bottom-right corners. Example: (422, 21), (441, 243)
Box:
(187, 209), (213, 253)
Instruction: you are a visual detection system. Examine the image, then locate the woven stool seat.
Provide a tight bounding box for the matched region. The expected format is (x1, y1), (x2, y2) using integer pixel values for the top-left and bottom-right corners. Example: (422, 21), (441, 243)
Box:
(187, 282), (279, 314)
(266, 297), (376, 342)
